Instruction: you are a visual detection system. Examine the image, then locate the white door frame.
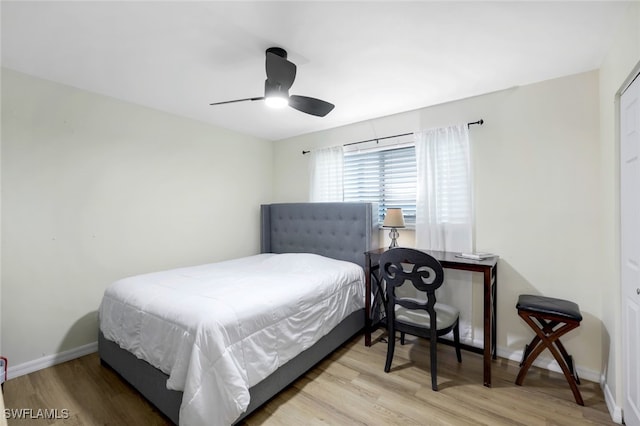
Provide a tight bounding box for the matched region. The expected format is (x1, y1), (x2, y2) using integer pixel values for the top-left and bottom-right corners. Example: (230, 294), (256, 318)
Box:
(620, 64), (640, 426)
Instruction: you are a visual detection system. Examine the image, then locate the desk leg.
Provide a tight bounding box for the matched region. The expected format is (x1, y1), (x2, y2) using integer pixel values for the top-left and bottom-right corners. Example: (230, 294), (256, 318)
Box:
(483, 268), (493, 387)
(365, 300), (372, 346)
(365, 256), (372, 347)
(492, 264), (498, 360)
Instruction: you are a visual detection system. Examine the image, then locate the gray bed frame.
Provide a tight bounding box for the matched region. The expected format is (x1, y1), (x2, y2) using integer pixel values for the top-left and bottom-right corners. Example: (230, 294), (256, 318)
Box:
(98, 202), (379, 424)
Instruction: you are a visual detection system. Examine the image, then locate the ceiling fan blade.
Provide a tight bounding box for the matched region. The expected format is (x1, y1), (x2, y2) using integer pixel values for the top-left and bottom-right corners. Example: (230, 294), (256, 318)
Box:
(289, 95), (335, 117)
(209, 97), (264, 106)
(266, 51), (296, 91)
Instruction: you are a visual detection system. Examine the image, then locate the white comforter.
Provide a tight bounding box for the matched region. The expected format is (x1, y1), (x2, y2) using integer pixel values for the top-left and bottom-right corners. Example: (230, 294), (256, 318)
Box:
(99, 253), (365, 425)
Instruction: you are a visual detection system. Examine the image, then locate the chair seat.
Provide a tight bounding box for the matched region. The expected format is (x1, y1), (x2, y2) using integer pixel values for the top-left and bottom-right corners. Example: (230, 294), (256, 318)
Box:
(516, 294), (582, 322)
(395, 302), (460, 330)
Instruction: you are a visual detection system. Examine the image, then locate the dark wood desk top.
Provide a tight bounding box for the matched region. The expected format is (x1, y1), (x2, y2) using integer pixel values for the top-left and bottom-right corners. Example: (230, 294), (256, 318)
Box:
(365, 248), (498, 269)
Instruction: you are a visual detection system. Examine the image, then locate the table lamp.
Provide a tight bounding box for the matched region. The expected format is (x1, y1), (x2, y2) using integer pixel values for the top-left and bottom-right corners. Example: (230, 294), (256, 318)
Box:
(383, 208), (405, 249)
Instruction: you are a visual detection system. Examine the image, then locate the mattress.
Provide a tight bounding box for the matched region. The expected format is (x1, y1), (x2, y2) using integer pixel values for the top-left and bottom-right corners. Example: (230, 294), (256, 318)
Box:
(99, 253), (365, 425)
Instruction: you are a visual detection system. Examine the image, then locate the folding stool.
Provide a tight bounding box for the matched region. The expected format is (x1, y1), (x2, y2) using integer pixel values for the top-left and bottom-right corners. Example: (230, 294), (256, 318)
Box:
(515, 294), (584, 405)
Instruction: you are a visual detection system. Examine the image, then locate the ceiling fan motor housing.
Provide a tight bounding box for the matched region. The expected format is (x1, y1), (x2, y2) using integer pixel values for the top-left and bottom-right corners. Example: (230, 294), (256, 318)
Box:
(266, 47), (287, 59)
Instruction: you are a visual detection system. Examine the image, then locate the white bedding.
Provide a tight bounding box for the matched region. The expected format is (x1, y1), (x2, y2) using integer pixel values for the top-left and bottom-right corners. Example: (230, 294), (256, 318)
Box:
(99, 253), (365, 425)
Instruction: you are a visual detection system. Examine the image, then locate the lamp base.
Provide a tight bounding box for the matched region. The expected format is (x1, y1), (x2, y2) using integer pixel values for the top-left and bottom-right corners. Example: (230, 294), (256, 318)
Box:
(388, 227), (399, 249)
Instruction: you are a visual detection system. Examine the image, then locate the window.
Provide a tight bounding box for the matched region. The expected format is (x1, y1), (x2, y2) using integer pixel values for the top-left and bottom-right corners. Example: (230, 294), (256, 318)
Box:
(343, 145), (417, 225)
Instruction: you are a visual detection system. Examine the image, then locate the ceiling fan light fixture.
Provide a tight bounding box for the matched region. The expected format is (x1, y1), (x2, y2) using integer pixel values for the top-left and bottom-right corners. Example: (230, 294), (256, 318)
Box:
(264, 94), (289, 108)
(264, 78), (289, 109)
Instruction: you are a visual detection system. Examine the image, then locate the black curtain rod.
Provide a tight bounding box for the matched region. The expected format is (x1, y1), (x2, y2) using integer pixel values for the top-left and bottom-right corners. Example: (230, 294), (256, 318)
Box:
(302, 119), (483, 154)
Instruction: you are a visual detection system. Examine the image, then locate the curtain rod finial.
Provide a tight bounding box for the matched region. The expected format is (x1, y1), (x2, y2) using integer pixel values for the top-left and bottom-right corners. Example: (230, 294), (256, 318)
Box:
(467, 119), (484, 128)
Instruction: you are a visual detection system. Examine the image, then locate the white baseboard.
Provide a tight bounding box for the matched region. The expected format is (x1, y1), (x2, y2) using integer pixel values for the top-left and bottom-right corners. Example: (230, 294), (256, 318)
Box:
(496, 345), (601, 383)
(602, 377), (624, 424)
(7, 341), (98, 380)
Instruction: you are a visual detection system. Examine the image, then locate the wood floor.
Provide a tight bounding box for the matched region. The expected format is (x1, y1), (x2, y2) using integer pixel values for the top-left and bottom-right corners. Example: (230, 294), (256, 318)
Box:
(4, 330), (615, 425)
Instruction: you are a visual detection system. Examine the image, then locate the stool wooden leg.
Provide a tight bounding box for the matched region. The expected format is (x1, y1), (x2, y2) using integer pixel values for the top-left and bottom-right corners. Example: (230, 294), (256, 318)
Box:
(516, 311), (584, 406)
(520, 319), (561, 366)
(552, 338), (580, 385)
(520, 335), (540, 367)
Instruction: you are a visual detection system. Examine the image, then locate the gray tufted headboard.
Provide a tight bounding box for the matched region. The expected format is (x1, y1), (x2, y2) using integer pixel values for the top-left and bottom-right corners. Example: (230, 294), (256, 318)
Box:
(260, 202), (380, 269)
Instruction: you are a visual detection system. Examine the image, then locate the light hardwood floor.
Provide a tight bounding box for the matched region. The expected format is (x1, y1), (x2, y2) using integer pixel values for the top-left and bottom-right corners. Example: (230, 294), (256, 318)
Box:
(4, 330), (615, 425)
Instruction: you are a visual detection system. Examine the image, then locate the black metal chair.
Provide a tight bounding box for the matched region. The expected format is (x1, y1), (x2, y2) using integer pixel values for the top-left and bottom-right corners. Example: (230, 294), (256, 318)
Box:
(515, 294), (584, 405)
(380, 248), (462, 391)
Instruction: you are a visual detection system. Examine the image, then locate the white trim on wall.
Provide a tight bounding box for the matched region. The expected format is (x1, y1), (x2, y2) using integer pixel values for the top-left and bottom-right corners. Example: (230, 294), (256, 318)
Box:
(496, 344), (600, 384)
(7, 341), (97, 380)
(603, 379), (624, 424)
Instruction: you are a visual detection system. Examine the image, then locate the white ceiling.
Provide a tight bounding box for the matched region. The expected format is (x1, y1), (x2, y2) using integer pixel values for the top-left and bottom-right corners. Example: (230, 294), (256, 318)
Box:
(1, 1), (631, 141)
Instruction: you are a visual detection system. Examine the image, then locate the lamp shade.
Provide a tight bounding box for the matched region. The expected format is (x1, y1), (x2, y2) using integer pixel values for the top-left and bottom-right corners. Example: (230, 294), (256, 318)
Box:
(383, 208), (405, 228)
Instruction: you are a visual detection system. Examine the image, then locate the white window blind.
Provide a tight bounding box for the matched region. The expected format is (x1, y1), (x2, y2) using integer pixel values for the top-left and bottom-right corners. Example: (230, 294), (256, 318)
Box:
(343, 145), (417, 225)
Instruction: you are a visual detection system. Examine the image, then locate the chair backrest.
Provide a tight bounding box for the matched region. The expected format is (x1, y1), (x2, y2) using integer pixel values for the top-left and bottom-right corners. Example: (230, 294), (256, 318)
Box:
(379, 248), (444, 330)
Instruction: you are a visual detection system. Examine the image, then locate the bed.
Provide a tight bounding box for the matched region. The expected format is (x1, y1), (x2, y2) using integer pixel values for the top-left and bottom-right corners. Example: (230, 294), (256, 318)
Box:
(98, 202), (379, 425)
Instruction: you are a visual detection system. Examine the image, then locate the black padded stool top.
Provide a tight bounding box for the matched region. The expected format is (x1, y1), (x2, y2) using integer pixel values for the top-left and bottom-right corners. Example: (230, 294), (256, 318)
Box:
(516, 294), (582, 322)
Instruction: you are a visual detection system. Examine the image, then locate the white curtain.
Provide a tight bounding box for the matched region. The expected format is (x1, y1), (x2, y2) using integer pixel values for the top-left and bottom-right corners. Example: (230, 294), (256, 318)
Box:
(309, 146), (344, 202)
(415, 124), (474, 342)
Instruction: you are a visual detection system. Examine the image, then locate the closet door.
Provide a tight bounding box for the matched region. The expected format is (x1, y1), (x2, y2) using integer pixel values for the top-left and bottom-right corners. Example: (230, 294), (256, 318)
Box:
(621, 72), (640, 426)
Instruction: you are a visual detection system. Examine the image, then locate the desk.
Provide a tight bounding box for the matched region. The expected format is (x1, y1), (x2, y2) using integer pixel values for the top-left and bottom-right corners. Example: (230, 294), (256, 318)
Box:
(364, 248), (498, 387)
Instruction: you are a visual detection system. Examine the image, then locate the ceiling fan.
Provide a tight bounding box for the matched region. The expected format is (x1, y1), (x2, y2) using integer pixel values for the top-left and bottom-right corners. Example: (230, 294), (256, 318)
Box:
(209, 47), (335, 117)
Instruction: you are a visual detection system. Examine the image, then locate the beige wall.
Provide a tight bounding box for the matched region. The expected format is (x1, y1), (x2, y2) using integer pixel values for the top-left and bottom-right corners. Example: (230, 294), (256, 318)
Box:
(1, 69), (273, 367)
(274, 70), (606, 380)
(598, 1), (640, 421)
